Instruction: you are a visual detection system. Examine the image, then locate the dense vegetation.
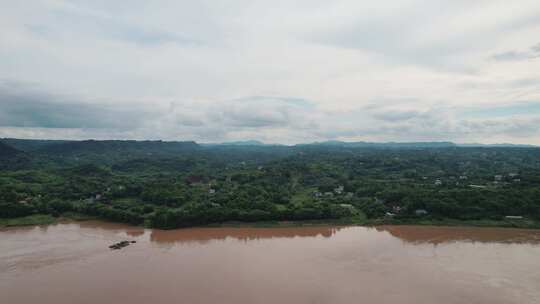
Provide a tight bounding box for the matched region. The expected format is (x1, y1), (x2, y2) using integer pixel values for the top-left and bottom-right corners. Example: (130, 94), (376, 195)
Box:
(1, 139), (539, 229)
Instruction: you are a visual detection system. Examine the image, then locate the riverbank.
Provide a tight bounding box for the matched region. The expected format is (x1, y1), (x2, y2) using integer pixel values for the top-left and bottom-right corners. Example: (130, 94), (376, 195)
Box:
(367, 217), (540, 229)
(0, 213), (96, 228)
(2, 213), (540, 230)
(0, 214), (57, 227)
(0, 214), (367, 229)
(209, 218), (540, 229)
(206, 215), (369, 228)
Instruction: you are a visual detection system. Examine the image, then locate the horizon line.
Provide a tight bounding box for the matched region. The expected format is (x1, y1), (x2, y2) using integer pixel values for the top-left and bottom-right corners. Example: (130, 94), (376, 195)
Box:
(2, 137), (538, 147)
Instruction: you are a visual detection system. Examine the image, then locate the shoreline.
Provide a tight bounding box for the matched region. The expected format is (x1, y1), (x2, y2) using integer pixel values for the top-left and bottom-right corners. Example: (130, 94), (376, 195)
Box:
(2, 214), (540, 230)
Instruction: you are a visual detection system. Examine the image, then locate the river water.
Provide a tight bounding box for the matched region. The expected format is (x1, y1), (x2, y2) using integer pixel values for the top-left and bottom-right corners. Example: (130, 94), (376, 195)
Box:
(1, 221), (540, 304)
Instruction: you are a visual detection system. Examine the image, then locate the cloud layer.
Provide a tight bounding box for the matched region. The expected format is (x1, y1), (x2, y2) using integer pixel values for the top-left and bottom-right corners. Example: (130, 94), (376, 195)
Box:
(1, 0), (540, 144)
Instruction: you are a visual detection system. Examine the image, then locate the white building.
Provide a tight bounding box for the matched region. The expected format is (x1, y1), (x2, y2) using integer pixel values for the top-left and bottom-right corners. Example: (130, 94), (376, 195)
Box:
(334, 185), (344, 194)
(415, 209), (428, 216)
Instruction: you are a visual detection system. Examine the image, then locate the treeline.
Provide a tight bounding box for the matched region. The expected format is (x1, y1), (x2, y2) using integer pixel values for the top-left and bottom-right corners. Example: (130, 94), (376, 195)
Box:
(1, 139), (540, 228)
(148, 201), (359, 229)
(0, 199), (356, 229)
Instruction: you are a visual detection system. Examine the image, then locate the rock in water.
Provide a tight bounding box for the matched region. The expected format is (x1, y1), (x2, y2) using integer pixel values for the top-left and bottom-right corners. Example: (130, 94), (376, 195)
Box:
(109, 240), (133, 250)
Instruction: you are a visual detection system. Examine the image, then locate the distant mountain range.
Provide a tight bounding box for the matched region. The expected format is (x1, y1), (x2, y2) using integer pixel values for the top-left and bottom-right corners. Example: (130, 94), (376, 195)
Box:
(0, 140), (29, 170)
(300, 140), (537, 148)
(201, 140), (287, 147)
(0, 141), (22, 157)
(0, 139), (198, 163)
(200, 139), (537, 148)
(202, 140), (268, 146)
(0, 137), (537, 170)
(456, 143), (538, 148)
(0, 139), (71, 152)
(300, 140), (457, 148)
(1, 138), (537, 153)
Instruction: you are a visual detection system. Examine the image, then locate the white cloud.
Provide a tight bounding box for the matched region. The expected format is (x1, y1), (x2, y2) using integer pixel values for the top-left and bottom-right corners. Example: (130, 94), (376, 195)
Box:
(1, 0), (540, 144)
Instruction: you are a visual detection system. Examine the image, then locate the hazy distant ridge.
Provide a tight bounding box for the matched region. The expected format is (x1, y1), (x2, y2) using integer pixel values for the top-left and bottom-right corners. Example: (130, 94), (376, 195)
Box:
(0, 141), (22, 157)
(2, 138), (537, 150)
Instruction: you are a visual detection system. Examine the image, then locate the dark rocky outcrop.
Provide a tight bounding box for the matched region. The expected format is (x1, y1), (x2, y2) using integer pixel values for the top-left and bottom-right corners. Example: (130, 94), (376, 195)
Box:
(109, 240), (135, 250)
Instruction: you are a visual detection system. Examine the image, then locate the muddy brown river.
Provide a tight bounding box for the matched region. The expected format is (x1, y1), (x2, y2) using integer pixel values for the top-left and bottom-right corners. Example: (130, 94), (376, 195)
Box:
(1, 221), (540, 304)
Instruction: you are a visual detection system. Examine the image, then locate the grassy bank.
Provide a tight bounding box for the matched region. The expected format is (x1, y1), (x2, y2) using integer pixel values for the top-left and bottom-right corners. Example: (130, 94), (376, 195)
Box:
(367, 217), (540, 229)
(0, 212), (97, 228)
(206, 215), (369, 228)
(0, 214), (56, 227)
(2, 213), (540, 230)
(210, 217), (540, 229)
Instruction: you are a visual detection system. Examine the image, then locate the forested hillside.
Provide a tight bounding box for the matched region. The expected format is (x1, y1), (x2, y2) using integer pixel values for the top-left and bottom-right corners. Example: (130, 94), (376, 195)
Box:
(0, 141), (20, 157)
(1, 139), (539, 228)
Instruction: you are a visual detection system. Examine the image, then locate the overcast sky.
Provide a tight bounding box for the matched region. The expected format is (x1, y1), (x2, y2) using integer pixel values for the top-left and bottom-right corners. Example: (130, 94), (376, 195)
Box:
(1, 0), (540, 144)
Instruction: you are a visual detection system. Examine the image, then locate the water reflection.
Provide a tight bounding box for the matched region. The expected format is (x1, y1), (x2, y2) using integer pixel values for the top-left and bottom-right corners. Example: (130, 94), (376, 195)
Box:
(77, 220), (146, 235)
(149, 226), (341, 245)
(9, 221), (539, 246)
(377, 225), (540, 245)
(148, 225), (540, 246)
(125, 229), (145, 237)
(2, 221), (540, 304)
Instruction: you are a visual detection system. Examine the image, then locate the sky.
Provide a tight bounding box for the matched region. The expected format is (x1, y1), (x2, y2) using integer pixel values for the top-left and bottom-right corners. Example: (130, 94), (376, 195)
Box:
(1, 0), (540, 145)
